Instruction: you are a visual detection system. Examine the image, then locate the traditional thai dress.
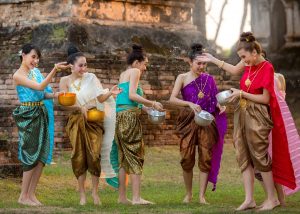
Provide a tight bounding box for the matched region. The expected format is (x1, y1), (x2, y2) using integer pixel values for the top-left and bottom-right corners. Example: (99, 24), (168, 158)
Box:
(30, 68), (55, 164)
(13, 69), (51, 171)
(115, 81), (144, 175)
(235, 61), (297, 190)
(177, 73), (227, 190)
(268, 75), (300, 195)
(65, 72), (117, 180)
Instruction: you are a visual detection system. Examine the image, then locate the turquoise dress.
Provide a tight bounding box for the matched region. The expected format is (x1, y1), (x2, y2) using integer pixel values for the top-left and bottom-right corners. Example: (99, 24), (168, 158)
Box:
(116, 81), (143, 112)
(32, 68), (55, 164)
(13, 69), (51, 171)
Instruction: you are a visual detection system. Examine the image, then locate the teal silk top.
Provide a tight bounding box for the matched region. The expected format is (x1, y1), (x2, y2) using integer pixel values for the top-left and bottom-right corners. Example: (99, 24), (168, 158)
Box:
(116, 81), (143, 112)
(16, 68), (54, 164)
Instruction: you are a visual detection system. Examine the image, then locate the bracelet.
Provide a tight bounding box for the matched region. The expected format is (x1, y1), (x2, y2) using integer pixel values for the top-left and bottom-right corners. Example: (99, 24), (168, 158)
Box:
(218, 60), (225, 69)
(151, 101), (156, 108)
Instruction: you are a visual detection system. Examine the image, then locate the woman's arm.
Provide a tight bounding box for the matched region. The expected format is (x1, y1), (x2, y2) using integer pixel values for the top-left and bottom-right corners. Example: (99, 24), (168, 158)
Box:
(129, 69), (164, 111)
(197, 53), (244, 75)
(169, 74), (201, 112)
(13, 62), (69, 91)
(229, 88), (270, 105)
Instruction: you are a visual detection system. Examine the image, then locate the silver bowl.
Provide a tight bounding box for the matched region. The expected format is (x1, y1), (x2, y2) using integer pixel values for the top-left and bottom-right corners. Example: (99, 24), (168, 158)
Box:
(216, 90), (232, 105)
(194, 110), (214, 126)
(148, 109), (166, 124)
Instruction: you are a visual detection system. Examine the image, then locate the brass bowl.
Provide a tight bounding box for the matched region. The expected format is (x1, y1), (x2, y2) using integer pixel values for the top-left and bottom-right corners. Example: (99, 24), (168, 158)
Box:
(148, 109), (166, 124)
(194, 110), (214, 126)
(216, 90), (232, 106)
(87, 109), (105, 122)
(58, 92), (76, 106)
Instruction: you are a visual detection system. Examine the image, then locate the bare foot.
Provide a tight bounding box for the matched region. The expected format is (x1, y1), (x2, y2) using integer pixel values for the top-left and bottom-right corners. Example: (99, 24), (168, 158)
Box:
(29, 195), (42, 206)
(18, 198), (38, 206)
(257, 199), (280, 209)
(118, 198), (132, 204)
(79, 193), (86, 206)
(279, 198), (286, 207)
(92, 193), (101, 205)
(183, 195), (192, 203)
(199, 197), (209, 205)
(235, 200), (256, 211)
(257, 199), (280, 211)
(132, 198), (155, 205)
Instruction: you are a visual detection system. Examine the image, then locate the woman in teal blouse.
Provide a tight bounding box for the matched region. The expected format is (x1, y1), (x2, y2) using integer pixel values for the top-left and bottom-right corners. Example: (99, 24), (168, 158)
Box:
(115, 44), (164, 205)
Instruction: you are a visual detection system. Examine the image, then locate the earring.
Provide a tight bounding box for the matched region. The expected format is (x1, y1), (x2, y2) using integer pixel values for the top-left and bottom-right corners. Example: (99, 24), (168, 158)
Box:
(36, 64), (39, 68)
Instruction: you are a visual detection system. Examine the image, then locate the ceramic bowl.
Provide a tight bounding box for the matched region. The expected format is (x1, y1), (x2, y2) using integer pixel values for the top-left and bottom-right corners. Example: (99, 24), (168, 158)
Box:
(58, 92), (76, 106)
(87, 108), (105, 122)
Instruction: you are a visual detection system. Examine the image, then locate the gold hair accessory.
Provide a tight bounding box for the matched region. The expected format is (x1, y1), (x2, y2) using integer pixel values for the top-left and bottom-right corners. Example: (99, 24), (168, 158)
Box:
(246, 38), (249, 42)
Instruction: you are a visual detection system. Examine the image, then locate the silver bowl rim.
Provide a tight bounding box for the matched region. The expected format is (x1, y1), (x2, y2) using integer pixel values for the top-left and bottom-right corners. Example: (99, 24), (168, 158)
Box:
(195, 110), (214, 121)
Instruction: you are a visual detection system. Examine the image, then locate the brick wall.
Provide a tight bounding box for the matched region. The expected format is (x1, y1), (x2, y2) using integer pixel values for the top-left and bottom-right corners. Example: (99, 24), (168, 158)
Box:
(0, 0), (239, 153)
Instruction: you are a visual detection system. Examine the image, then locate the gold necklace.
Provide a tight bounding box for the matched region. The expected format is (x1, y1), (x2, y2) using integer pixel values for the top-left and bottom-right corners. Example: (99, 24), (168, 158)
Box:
(240, 63), (265, 108)
(194, 73), (209, 99)
(245, 62), (266, 87)
(71, 78), (82, 91)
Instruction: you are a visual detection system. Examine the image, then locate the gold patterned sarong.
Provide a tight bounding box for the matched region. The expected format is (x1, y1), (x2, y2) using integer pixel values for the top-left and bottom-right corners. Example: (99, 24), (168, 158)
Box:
(65, 112), (104, 178)
(176, 108), (218, 173)
(115, 108), (144, 175)
(233, 100), (273, 172)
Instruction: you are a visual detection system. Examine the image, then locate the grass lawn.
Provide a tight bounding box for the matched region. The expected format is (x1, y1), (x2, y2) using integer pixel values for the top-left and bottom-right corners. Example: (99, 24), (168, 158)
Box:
(0, 144), (300, 213)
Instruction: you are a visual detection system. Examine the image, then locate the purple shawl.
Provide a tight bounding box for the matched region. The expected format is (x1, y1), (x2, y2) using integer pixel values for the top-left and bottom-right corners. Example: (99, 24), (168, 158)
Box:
(181, 73), (227, 190)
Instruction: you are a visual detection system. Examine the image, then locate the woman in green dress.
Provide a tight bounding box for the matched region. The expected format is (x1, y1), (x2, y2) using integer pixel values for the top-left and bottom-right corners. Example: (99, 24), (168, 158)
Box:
(13, 43), (69, 206)
(115, 44), (164, 205)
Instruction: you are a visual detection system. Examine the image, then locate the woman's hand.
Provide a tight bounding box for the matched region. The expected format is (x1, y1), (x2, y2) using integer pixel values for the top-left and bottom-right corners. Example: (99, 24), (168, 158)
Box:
(153, 101), (164, 112)
(196, 53), (216, 63)
(110, 85), (122, 95)
(228, 88), (240, 103)
(188, 102), (201, 113)
(217, 103), (226, 114)
(54, 62), (72, 71)
(80, 106), (88, 118)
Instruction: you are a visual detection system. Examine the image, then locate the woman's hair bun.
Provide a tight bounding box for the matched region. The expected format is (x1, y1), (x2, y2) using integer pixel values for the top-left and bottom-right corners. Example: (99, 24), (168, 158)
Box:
(191, 43), (203, 52)
(132, 44), (143, 53)
(240, 32), (256, 43)
(67, 45), (80, 56)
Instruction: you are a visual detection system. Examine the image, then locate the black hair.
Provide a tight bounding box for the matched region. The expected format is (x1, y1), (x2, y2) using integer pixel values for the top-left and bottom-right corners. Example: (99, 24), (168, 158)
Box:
(237, 32), (262, 54)
(188, 43), (203, 61)
(126, 44), (146, 65)
(67, 45), (85, 65)
(20, 43), (41, 62)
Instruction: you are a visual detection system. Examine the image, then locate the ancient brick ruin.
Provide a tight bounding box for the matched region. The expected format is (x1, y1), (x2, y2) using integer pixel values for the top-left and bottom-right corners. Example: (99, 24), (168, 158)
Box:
(0, 0), (240, 176)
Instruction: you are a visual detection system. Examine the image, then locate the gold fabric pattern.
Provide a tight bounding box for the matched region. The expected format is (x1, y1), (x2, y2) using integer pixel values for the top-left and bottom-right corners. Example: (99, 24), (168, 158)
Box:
(176, 108), (218, 172)
(233, 100), (273, 172)
(115, 108), (144, 175)
(65, 112), (104, 178)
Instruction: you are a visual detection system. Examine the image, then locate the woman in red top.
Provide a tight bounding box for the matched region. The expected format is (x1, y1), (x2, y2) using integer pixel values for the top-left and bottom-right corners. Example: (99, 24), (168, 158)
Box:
(198, 32), (296, 211)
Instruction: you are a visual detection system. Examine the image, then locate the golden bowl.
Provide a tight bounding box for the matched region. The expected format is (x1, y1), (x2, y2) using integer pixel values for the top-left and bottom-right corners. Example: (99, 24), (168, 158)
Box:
(87, 109), (105, 122)
(58, 92), (76, 106)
